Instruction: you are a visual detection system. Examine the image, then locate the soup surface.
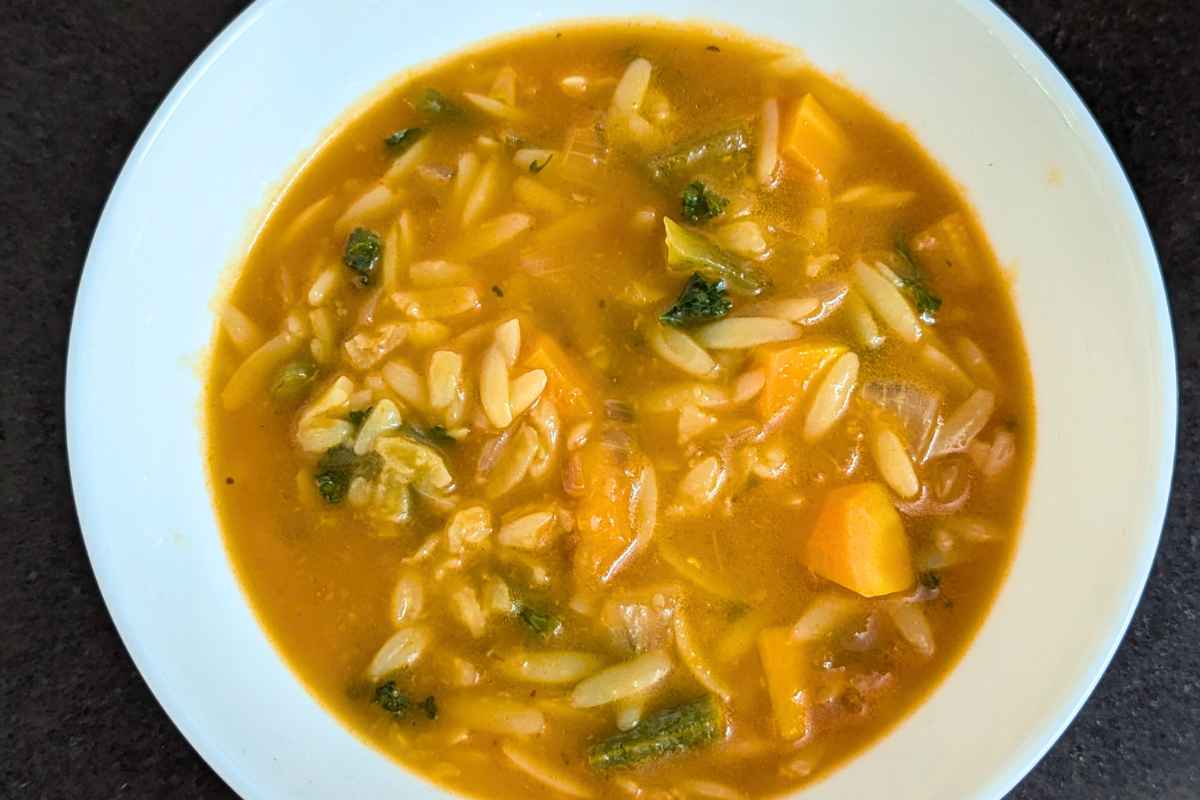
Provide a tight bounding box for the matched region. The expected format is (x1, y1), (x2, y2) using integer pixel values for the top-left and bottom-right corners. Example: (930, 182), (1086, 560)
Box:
(207, 22), (1032, 800)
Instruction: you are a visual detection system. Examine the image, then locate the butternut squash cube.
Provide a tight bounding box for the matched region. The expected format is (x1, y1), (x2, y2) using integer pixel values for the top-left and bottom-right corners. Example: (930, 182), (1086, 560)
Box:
(754, 340), (846, 424)
(909, 212), (980, 285)
(781, 94), (850, 183)
(572, 441), (636, 587)
(757, 626), (810, 740)
(803, 482), (914, 597)
(523, 335), (598, 419)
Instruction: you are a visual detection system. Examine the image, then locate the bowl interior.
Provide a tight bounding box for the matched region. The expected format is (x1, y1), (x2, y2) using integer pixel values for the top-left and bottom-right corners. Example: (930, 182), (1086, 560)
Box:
(66, 1), (1174, 798)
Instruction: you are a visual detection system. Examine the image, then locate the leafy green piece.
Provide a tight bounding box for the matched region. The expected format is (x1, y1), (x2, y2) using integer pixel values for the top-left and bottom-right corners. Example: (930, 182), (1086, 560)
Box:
(895, 238), (943, 323)
(270, 360), (318, 401)
(647, 125), (751, 185)
(680, 181), (727, 223)
(418, 88), (460, 118)
(384, 127), (424, 153)
(663, 218), (770, 296)
(314, 445), (382, 505)
(348, 407), (373, 427)
(660, 273), (732, 327)
(343, 227), (382, 288)
(399, 422), (455, 447)
(529, 154), (554, 174)
(374, 682), (411, 716)
(919, 571), (941, 591)
(588, 696), (724, 770)
(420, 695), (438, 720)
(516, 601), (562, 638)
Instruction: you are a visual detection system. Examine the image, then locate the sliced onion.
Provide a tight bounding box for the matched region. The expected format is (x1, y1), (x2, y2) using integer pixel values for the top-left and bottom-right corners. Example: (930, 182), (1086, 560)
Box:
(861, 381), (941, 457)
(927, 389), (995, 461)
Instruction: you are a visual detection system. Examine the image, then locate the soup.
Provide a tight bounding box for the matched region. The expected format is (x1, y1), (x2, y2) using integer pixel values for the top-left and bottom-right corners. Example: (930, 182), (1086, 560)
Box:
(207, 21), (1032, 799)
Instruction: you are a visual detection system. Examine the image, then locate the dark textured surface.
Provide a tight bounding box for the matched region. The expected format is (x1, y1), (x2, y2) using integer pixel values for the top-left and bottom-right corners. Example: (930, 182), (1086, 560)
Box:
(0, 1), (1196, 797)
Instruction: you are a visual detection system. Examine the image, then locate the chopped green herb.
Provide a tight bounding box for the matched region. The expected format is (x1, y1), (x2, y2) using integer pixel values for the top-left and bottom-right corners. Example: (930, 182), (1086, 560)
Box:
(384, 127), (424, 153)
(919, 571), (941, 591)
(348, 407), (372, 427)
(588, 695), (724, 770)
(343, 227), (382, 287)
(418, 88), (460, 118)
(895, 237), (943, 323)
(660, 273), (732, 327)
(680, 181), (727, 223)
(374, 682), (411, 716)
(528, 153), (554, 174)
(420, 695), (438, 720)
(313, 445), (382, 504)
(663, 218), (770, 296)
(516, 601), (562, 638)
(269, 360), (318, 401)
(491, 284), (504, 298)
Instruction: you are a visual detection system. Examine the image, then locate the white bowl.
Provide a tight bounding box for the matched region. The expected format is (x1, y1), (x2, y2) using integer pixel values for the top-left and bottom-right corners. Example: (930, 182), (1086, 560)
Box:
(65, 1), (1176, 797)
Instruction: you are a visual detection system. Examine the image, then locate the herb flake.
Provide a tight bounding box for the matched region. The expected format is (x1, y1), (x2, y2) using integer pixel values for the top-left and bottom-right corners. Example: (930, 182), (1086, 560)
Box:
(529, 154), (554, 174)
(895, 237), (943, 323)
(343, 227), (382, 287)
(314, 445), (382, 504)
(384, 127), (424, 153)
(516, 601), (562, 638)
(660, 273), (732, 327)
(680, 181), (728, 223)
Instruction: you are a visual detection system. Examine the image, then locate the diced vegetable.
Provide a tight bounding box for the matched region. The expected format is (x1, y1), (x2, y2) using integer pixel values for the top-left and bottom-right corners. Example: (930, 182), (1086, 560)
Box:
(861, 382), (942, 457)
(802, 482), (915, 597)
(417, 88), (461, 118)
(516, 600), (563, 638)
(314, 444), (382, 504)
(680, 181), (728, 223)
(780, 94), (848, 182)
(587, 695), (724, 770)
(374, 682), (437, 721)
(660, 273), (732, 327)
(270, 360), (318, 401)
(663, 218), (771, 296)
(909, 212), (980, 285)
(752, 340), (846, 423)
(524, 335), (599, 418)
(373, 681), (411, 716)
(384, 127), (424, 152)
(756, 626), (809, 740)
(573, 440), (637, 587)
(926, 388), (995, 460)
(647, 125), (751, 185)
(343, 227), (382, 288)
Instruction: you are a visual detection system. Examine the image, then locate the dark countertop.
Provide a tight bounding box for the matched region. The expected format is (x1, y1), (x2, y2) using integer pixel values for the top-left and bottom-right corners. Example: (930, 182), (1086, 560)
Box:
(1, 1), (1196, 797)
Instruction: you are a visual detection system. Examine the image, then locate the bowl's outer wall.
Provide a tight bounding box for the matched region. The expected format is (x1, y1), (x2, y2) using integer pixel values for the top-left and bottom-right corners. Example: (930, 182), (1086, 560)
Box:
(65, 0), (1175, 798)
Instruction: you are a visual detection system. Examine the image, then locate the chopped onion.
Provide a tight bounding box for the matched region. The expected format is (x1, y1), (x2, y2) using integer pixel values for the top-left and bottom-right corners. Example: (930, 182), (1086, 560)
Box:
(927, 388), (995, 460)
(861, 381), (941, 457)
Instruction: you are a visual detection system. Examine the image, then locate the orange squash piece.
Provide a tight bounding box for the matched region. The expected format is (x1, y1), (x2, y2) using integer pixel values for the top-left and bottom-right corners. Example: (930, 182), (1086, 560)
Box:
(909, 212), (980, 286)
(572, 441), (637, 588)
(754, 340), (846, 424)
(523, 334), (598, 419)
(802, 482), (914, 597)
(781, 94), (850, 183)
(757, 626), (810, 740)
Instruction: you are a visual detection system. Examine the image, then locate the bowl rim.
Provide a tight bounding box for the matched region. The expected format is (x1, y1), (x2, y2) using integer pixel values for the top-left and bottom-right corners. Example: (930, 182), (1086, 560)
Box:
(65, 1), (1177, 798)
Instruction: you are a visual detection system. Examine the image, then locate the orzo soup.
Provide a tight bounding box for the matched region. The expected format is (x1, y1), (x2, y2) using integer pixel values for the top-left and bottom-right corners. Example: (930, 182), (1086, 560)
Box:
(207, 21), (1032, 799)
